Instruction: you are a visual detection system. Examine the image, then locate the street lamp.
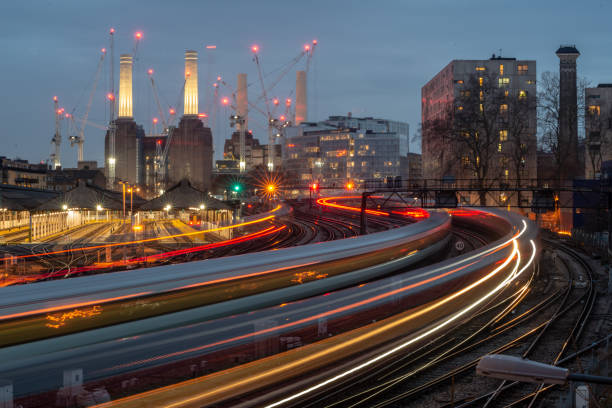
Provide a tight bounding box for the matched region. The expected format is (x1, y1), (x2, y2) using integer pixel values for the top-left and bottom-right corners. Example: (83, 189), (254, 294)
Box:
(477, 354), (612, 385)
(199, 203), (205, 226)
(96, 204), (103, 222)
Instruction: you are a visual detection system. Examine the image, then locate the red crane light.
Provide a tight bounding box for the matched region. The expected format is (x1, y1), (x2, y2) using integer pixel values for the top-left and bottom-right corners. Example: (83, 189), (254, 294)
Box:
(169, 108), (176, 115)
(65, 113), (70, 118)
(313, 39), (318, 45)
(198, 113), (208, 118)
(280, 115), (286, 121)
(147, 68), (154, 75)
(217, 76), (222, 81)
(52, 96), (58, 102)
(152, 117), (158, 124)
(304, 44), (310, 51)
(109, 28), (115, 34)
(286, 98), (292, 106)
(101, 48), (106, 53)
(107, 93), (114, 101)
(221, 97), (230, 105)
(273, 98), (279, 105)
(206, 45), (217, 49)
(135, 32), (143, 40)
(251, 45), (259, 53)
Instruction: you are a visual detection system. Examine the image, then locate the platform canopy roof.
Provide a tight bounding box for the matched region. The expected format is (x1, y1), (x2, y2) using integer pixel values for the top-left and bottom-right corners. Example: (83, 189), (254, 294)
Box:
(36, 181), (125, 211)
(140, 179), (231, 211)
(0, 184), (59, 210)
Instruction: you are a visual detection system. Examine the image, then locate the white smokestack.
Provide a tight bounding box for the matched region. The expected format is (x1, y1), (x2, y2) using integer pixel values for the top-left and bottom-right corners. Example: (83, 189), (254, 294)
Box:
(118, 54), (133, 118)
(184, 50), (198, 116)
(237, 73), (248, 130)
(295, 70), (307, 124)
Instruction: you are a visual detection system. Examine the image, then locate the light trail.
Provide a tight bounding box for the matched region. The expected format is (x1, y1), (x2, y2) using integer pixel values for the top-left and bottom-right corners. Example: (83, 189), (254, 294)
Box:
(265, 224), (535, 407)
(97, 220), (535, 408)
(316, 196), (390, 216)
(0, 205), (282, 262)
(21, 225), (285, 282)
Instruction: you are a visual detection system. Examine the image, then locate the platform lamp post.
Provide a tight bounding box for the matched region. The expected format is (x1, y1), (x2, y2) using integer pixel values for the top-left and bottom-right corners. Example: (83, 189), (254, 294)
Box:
(118, 182), (127, 224)
(96, 204), (103, 222)
(477, 354), (612, 385)
(199, 204), (205, 227)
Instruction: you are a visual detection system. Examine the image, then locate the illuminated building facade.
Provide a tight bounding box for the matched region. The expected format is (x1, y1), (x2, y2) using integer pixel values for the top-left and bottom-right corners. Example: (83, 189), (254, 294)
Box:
(283, 116), (409, 187)
(422, 56), (537, 206)
(585, 84), (612, 179)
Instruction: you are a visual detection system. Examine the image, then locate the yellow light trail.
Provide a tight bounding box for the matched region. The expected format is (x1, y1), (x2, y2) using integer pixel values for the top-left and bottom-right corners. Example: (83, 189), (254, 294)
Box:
(0, 205), (281, 262)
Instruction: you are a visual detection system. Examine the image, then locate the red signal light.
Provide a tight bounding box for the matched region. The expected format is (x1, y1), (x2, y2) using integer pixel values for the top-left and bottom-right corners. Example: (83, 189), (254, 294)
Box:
(251, 45), (259, 53)
(135, 32), (143, 40)
(147, 68), (154, 75)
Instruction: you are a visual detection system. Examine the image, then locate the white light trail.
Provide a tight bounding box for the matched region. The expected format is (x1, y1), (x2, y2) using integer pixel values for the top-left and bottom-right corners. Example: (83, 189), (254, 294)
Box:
(266, 223), (536, 408)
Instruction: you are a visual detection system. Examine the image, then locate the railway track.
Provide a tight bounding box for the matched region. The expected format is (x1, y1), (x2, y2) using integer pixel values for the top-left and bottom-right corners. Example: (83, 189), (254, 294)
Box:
(295, 238), (594, 408)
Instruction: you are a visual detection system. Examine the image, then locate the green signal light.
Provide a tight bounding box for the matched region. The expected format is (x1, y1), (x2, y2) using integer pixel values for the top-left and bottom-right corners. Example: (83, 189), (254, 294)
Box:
(233, 184), (241, 192)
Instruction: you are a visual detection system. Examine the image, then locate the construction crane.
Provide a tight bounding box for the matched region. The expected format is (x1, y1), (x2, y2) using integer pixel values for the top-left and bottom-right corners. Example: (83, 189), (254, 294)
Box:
(50, 96), (63, 169)
(154, 78), (187, 193)
(69, 47), (106, 162)
(147, 68), (168, 132)
(107, 27), (117, 189)
(250, 44), (314, 171)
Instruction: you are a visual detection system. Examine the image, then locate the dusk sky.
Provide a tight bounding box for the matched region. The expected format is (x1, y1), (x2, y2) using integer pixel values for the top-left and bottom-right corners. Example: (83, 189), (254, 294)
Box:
(1, 0), (611, 168)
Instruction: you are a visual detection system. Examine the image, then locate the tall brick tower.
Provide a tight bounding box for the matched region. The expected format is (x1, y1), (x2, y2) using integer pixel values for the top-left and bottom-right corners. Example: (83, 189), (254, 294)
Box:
(556, 45), (581, 181)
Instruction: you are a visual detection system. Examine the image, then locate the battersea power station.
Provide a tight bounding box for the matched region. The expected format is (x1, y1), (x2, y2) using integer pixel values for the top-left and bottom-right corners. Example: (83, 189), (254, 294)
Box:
(104, 50), (213, 196)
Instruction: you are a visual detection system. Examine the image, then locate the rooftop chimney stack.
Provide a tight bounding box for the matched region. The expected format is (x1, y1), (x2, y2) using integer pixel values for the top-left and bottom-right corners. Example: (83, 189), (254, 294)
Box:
(118, 54), (133, 118)
(556, 45), (581, 180)
(295, 70), (307, 124)
(184, 50), (198, 116)
(237, 73), (248, 129)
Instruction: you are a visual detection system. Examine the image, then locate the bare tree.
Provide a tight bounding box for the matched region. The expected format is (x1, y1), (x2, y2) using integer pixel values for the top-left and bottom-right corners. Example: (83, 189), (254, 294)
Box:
(505, 87), (537, 210)
(584, 102), (612, 178)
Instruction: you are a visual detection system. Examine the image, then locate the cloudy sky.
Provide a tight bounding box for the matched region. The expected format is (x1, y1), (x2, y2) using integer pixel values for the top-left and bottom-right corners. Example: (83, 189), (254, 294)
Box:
(1, 0), (610, 168)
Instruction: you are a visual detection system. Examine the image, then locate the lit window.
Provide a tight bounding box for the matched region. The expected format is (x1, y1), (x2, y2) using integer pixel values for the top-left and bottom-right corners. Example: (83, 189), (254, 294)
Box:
(462, 156), (470, 166)
(457, 106), (464, 111)
(588, 105), (601, 115)
(499, 64), (504, 75)
(498, 143), (502, 152)
(499, 129), (508, 141)
(518, 64), (528, 75)
(526, 79), (536, 85)
(504, 90), (509, 97)
(519, 90), (527, 100)
(461, 131), (470, 138)
(500, 104), (508, 113)
(479, 103), (483, 112)
(479, 77), (484, 87)
(456, 79), (464, 84)
(498, 77), (510, 87)
(460, 90), (470, 97)
(476, 66), (486, 71)
(480, 90), (484, 100)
